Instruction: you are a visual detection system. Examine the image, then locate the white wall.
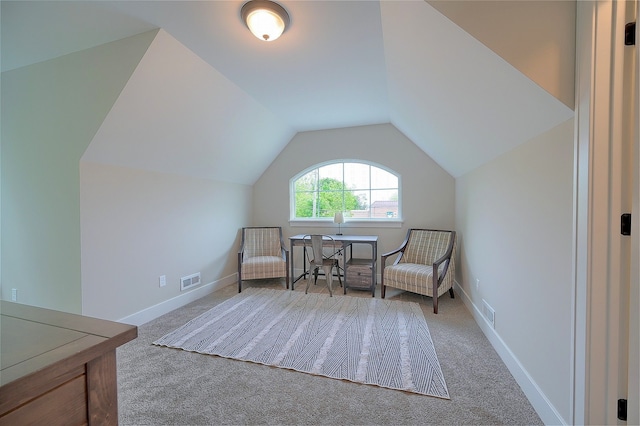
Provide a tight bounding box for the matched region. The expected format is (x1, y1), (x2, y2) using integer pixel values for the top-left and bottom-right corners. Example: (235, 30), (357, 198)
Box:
(2, 28), (279, 320)
(0, 31), (156, 313)
(455, 118), (575, 423)
(428, 0), (576, 109)
(253, 123), (456, 274)
(80, 162), (251, 321)
(76, 29), (291, 322)
(82, 29), (294, 186)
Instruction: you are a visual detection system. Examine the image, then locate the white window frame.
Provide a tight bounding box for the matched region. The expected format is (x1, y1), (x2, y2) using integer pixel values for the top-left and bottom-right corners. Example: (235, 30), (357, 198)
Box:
(289, 159), (403, 229)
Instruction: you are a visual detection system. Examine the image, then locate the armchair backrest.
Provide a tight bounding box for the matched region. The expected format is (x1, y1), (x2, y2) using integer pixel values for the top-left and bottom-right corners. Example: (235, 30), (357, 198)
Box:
(399, 229), (455, 266)
(242, 227), (283, 258)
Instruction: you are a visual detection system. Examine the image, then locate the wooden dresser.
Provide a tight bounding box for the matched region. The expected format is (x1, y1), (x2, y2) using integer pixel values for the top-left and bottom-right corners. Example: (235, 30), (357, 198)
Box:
(0, 301), (137, 425)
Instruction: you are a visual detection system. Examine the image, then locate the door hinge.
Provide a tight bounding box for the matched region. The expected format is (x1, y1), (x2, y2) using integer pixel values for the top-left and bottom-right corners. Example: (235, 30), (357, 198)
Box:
(621, 213), (631, 236)
(618, 399), (627, 421)
(625, 22), (636, 45)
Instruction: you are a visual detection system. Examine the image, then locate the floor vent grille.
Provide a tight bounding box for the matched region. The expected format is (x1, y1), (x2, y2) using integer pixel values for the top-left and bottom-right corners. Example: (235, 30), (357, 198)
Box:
(180, 272), (201, 291)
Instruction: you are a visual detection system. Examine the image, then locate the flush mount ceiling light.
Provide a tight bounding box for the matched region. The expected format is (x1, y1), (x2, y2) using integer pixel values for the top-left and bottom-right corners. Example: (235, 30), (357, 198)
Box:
(241, 0), (290, 42)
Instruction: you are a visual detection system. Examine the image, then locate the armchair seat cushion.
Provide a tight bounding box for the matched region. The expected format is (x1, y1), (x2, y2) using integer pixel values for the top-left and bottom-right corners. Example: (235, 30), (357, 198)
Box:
(241, 255), (287, 280)
(383, 262), (449, 298)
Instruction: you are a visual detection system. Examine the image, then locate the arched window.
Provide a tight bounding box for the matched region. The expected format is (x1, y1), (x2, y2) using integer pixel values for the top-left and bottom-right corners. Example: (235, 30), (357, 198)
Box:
(291, 161), (401, 221)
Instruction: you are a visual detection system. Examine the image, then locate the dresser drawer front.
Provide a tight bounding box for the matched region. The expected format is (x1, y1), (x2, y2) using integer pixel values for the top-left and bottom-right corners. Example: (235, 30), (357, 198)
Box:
(1, 374), (88, 425)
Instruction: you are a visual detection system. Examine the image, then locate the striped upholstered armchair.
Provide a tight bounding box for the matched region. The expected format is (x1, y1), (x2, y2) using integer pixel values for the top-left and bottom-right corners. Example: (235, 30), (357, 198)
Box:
(237, 227), (289, 292)
(381, 229), (456, 314)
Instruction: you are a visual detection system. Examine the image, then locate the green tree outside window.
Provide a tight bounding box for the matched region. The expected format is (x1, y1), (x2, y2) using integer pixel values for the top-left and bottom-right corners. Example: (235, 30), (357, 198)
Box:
(292, 162), (400, 219)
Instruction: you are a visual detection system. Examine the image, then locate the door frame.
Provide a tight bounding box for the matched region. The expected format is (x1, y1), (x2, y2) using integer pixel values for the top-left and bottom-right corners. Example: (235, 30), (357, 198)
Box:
(629, 2), (640, 424)
(573, 0), (636, 424)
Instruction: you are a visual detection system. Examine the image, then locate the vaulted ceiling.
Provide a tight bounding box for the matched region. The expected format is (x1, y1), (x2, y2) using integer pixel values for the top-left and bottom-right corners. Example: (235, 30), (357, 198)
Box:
(1, 1), (575, 183)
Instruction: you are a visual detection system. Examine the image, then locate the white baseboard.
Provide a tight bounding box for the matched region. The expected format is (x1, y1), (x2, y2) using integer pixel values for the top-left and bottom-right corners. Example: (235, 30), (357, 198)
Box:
(118, 273), (237, 326)
(454, 282), (567, 426)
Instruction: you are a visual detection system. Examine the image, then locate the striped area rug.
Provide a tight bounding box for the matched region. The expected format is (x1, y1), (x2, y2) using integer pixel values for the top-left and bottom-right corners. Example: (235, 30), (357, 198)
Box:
(153, 287), (449, 399)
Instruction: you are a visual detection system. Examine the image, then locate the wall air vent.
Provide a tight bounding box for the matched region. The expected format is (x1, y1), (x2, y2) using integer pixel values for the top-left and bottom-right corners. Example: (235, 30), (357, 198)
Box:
(180, 272), (201, 291)
(482, 299), (495, 329)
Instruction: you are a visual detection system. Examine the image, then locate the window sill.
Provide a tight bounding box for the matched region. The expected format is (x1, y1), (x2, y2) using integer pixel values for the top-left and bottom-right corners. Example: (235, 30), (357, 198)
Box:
(289, 219), (403, 229)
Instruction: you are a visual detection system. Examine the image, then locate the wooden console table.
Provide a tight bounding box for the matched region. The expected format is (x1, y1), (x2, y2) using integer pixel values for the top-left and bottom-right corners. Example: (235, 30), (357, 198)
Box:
(0, 301), (137, 425)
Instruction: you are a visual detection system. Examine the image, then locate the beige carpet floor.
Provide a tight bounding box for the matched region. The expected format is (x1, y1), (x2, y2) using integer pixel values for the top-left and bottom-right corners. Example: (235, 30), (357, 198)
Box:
(117, 278), (543, 425)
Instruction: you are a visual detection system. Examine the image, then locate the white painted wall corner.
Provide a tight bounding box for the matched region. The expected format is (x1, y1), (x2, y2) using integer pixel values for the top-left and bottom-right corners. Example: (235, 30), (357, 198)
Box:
(454, 281), (567, 425)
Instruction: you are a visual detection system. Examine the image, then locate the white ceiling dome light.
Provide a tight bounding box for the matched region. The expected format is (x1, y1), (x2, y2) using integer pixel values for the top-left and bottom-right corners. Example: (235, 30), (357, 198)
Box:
(241, 0), (290, 42)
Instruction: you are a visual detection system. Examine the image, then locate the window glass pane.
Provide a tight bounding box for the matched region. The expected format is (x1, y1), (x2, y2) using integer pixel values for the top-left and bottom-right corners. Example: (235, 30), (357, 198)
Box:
(295, 169), (318, 191)
(316, 196), (334, 217)
(344, 163), (370, 190)
(371, 168), (398, 189)
(370, 190), (399, 218)
(318, 163), (343, 182)
(294, 169), (318, 218)
(295, 192), (313, 218)
(349, 190), (370, 218)
(315, 163), (344, 217)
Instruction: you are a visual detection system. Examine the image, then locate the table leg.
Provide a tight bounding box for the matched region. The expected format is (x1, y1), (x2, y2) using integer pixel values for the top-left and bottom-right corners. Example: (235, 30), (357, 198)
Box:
(371, 242), (377, 297)
(290, 240), (295, 290)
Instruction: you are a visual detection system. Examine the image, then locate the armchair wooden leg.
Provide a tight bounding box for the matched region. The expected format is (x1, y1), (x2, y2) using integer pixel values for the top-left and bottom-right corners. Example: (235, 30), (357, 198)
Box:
(449, 288), (455, 298)
(238, 252), (243, 293)
(381, 284), (386, 299)
(433, 296), (438, 314)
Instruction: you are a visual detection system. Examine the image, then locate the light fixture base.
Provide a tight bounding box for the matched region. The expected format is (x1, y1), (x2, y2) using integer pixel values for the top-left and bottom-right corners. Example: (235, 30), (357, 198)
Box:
(241, 0), (290, 42)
